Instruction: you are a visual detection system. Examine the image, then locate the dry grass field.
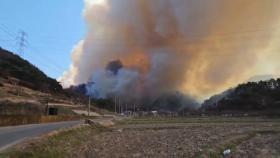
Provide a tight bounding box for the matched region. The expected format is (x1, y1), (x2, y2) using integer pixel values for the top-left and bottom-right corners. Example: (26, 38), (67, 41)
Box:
(2, 117), (280, 158)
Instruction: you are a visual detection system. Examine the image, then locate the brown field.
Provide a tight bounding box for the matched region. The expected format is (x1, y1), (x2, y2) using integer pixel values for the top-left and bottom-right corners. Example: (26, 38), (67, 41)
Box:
(3, 117), (280, 158)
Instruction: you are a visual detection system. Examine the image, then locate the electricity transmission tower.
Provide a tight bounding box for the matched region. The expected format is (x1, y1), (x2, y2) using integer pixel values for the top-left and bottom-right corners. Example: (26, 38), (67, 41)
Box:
(16, 30), (27, 57)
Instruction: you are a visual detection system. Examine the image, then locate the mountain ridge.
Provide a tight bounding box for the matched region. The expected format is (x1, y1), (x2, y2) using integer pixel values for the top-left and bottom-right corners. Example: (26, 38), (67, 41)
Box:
(0, 47), (62, 93)
(201, 78), (280, 115)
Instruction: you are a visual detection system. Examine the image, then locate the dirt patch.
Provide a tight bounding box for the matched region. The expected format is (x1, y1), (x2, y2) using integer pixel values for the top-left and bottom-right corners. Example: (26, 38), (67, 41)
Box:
(231, 132), (280, 158)
(3, 118), (280, 158)
(80, 123), (280, 158)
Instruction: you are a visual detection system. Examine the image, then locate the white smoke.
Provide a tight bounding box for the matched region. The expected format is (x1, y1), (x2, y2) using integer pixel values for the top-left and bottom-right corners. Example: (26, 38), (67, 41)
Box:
(61, 0), (280, 102)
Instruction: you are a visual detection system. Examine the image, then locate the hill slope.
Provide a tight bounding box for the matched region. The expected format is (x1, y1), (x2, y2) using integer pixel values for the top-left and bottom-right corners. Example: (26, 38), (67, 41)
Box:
(202, 79), (280, 115)
(0, 48), (84, 115)
(0, 48), (62, 93)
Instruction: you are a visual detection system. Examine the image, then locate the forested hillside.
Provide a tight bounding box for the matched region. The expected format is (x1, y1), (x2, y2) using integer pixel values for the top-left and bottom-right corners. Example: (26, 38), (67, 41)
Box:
(0, 47), (62, 93)
(202, 79), (280, 114)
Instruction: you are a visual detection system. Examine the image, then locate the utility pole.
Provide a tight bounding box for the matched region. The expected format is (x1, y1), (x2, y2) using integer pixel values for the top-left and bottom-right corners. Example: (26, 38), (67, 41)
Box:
(88, 96), (91, 117)
(16, 30), (27, 57)
(114, 96), (117, 114)
(133, 103), (136, 114)
(118, 98), (121, 114)
(45, 94), (50, 116)
(87, 82), (95, 117)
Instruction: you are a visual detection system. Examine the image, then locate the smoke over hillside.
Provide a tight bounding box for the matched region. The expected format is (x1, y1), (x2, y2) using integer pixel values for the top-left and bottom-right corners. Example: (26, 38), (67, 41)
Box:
(61, 0), (280, 102)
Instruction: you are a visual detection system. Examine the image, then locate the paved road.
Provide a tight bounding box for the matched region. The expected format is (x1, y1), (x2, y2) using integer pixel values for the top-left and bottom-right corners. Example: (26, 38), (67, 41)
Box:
(0, 120), (83, 151)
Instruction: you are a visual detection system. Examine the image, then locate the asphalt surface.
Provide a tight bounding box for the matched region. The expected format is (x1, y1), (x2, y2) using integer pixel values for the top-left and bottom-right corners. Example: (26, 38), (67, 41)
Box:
(0, 120), (83, 151)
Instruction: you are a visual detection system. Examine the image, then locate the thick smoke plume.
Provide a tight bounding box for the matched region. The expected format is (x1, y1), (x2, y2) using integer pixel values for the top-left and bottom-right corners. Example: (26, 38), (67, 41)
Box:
(61, 0), (280, 103)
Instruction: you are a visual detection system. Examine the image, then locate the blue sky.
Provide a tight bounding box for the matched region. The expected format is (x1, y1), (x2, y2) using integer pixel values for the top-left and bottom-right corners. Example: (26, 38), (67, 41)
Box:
(0, 0), (85, 79)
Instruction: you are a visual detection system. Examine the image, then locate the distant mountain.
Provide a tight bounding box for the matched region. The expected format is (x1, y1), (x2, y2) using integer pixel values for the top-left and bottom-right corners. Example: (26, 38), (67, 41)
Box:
(201, 79), (280, 115)
(0, 47), (62, 93)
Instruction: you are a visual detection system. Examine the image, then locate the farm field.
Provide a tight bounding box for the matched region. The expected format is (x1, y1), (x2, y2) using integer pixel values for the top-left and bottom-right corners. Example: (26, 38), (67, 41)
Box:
(3, 117), (280, 158)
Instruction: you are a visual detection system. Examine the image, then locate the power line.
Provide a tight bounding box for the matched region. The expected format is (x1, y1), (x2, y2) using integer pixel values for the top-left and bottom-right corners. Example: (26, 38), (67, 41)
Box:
(0, 25), (66, 75)
(33, 24), (280, 42)
(1, 23), (279, 68)
(0, 39), (16, 42)
(24, 31), (280, 50)
(2, 23), (280, 54)
(26, 44), (66, 72)
(2, 22), (280, 41)
(33, 24), (280, 41)
(0, 43), (17, 52)
(0, 24), (17, 37)
(0, 27), (16, 41)
(3, 24), (280, 47)
(25, 47), (64, 76)
(25, 53), (58, 73)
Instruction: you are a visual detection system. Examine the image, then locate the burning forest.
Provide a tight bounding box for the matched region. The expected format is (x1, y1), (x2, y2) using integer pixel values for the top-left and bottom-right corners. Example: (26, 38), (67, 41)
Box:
(2, 1), (280, 157)
(60, 0), (280, 109)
